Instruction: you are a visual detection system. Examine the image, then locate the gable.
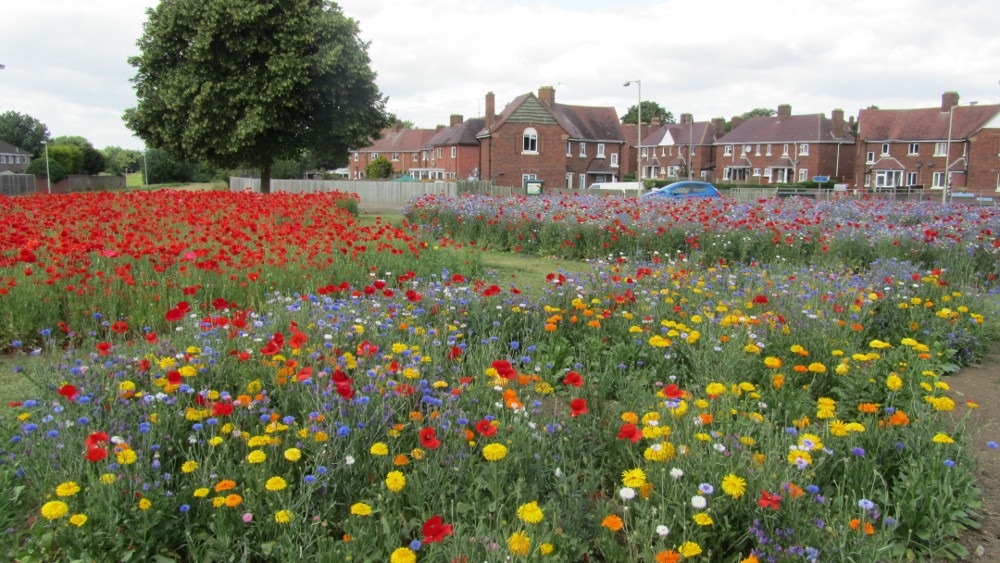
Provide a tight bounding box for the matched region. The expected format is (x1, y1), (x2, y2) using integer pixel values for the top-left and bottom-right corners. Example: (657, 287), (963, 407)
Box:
(507, 96), (558, 125)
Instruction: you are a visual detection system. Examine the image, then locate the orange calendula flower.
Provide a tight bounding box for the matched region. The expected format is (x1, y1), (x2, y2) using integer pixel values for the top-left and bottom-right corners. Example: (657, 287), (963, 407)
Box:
(601, 514), (624, 532)
(656, 550), (681, 563)
(858, 403), (879, 414)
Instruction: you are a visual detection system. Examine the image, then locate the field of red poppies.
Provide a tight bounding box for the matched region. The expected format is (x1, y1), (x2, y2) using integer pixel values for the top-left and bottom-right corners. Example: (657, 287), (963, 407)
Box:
(1, 191), (999, 562)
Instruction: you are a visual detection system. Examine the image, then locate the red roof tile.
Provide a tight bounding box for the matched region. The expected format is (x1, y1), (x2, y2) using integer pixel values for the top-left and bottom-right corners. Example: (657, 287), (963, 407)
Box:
(858, 104), (1000, 141)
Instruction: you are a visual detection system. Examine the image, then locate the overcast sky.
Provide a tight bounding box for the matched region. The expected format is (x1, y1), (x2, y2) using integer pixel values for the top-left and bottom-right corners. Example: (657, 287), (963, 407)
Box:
(2, 0), (998, 151)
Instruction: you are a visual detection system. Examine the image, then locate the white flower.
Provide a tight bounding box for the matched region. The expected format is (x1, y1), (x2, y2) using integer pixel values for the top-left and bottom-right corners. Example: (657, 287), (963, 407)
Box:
(554, 467), (563, 478)
(619, 487), (636, 501)
(691, 495), (707, 509)
(670, 468), (684, 480)
(344, 455), (355, 466)
(656, 525), (670, 537)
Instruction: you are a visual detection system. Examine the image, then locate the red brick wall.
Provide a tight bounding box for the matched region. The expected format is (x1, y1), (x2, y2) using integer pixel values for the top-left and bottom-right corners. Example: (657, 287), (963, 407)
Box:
(968, 128), (1000, 196)
(481, 122), (568, 188)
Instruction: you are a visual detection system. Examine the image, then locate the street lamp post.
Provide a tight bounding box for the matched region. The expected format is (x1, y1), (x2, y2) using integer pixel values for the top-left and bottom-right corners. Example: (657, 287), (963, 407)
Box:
(624, 80), (641, 182)
(143, 148), (149, 186)
(42, 140), (51, 194)
(942, 104), (954, 204)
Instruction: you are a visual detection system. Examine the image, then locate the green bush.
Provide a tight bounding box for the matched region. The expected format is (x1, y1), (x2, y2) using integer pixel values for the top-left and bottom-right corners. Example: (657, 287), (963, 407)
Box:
(25, 158), (66, 183)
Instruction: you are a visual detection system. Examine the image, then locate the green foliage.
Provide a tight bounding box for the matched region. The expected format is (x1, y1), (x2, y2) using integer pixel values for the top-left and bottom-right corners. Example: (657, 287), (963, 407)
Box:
(25, 158), (66, 183)
(143, 148), (197, 184)
(365, 156), (393, 179)
(620, 101), (674, 125)
(47, 144), (83, 175)
(124, 0), (392, 193)
(101, 147), (143, 176)
(0, 111), (49, 157)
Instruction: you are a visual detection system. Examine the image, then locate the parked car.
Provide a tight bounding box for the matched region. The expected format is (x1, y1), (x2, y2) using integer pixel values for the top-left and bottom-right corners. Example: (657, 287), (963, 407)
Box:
(641, 181), (721, 199)
(586, 181), (644, 196)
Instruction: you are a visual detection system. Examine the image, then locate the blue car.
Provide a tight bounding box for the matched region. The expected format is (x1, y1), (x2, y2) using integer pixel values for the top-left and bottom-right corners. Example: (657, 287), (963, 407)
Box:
(641, 181), (721, 199)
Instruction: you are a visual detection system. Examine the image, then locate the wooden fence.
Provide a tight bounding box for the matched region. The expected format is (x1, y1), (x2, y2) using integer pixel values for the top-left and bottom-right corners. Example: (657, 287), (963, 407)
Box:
(230, 178), (516, 203)
(0, 174), (35, 196)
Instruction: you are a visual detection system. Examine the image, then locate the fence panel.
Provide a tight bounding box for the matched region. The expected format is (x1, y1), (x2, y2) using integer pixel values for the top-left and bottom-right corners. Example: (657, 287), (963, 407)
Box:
(230, 178), (522, 202)
(0, 174), (36, 196)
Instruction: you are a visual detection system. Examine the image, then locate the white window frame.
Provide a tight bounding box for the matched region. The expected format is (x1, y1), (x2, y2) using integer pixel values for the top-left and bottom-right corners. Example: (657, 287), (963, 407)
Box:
(996, 173), (1000, 192)
(436, 148), (443, 159)
(580, 142), (587, 157)
(766, 144), (772, 156)
(666, 165), (679, 177)
(641, 147), (648, 157)
(724, 145), (733, 156)
(753, 168), (761, 177)
(906, 171), (918, 186)
(763, 168), (772, 178)
(597, 143), (605, 158)
(578, 173), (586, 188)
(798, 168), (808, 182)
(934, 142), (947, 156)
(566, 142), (572, 156)
(522, 128), (538, 154)
(353, 152), (358, 162)
(875, 170), (903, 188)
(931, 171), (946, 188)
(391, 153), (399, 161)
(371, 152), (378, 160)
(798, 144), (809, 156)
(691, 146), (696, 155)
(565, 172), (573, 189)
(451, 147), (457, 158)
(880, 143), (890, 155)
(610, 153), (619, 168)
(521, 173), (537, 188)
(907, 143), (919, 155)
(412, 153), (418, 162)
(782, 144), (789, 156)
(866, 151), (875, 164)
(755, 145), (761, 156)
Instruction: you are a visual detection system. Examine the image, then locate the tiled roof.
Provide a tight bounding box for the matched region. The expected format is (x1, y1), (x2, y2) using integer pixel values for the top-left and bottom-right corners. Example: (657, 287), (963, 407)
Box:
(427, 118), (486, 147)
(652, 122), (718, 146)
(718, 113), (853, 144)
(0, 140), (29, 155)
(621, 123), (657, 147)
(858, 104), (1000, 141)
(484, 93), (626, 142)
(360, 128), (438, 153)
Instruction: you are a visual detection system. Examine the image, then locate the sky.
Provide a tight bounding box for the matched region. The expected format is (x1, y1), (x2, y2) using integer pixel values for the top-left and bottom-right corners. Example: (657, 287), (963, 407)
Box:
(2, 0), (998, 151)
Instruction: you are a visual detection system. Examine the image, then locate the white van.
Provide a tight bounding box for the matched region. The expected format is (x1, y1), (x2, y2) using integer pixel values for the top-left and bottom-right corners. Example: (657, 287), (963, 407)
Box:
(586, 181), (644, 196)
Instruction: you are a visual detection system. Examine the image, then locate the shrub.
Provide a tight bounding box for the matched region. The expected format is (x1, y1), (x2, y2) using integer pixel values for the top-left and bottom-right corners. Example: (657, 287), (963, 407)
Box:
(25, 158), (66, 183)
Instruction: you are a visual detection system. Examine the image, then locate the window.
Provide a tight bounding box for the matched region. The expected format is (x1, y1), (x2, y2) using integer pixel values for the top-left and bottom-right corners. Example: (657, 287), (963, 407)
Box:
(782, 144), (789, 156)
(864, 173), (871, 187)
(566, 142), (572, 156)
(1, 156), (6, 163)
(661, 147), (666, 156)
(521, 173), (537, 188)
(906, 172), (918, 186)
(597, 143), (605, 158)
(700, 171), (708, 180)
(907, 143), (920, 155)
(866, 151), (875, 164)
(522, 128), (538, 153)
(875, 170), (903, 188)
(881, 143), (890, 155)
(724, 145), (733, 156)
(580, 142), (587, 157)
(422, 150), (429, 161)
(610, 153), (619, 168)
(579, 173), (586, 188)
(391, 153), (399, 161)
(371, 152), (378, 160)
(996, 173), (1000, 192)
(932, 171), (946, 188)
(412, 153), (418, 162)
(798, 168), (808, 182)
(763, 168), (772, 178)
(934, 142), (947, 156)
(353, 152), (359, 162)
(755, 145), (761, 156)
(436, 148), (443, 159)
(451, 147), (456, 158)
(667, 166), (679, 177)
(641, 147), (648, 158)
(766, 144), (772, 156)
(565, 172), (573, 189)
(753, 168), (761, 177)
(798, 144), (809, 156)
(691, 146), (696, 155)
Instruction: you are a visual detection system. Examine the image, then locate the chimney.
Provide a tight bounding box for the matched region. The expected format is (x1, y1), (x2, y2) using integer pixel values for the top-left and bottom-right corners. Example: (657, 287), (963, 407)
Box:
(777, 104), (792, 118)
(485, 92), (495, 129)
(831, 108), (845, 138)
(680, 113), (693, 126)
(651, 116), (661, 127)
(941, 91), (960, 111)
(450, 114), (463, 127)
(730, 116), (744, 130)
(392, 122), (402, 133)
(436, 124), (446, 131)
(538, 85), (555, 105)
(712, 117), (726, 139)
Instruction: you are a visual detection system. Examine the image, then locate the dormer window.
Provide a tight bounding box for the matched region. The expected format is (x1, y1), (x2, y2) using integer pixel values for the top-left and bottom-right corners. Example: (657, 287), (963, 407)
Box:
(523, 128), (538, 153)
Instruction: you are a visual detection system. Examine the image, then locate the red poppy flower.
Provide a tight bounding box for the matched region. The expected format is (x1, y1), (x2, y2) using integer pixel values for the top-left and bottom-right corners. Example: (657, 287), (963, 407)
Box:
(85, 431), (109, 448)
(85, 446), (108, 462)
(616, 423), (642, 443)
(419, 427), (441, 449)
(144, 332), (158, 343)
(491, 360), (516, 379)
(482, 284), (501, 297)
(58, 384), (79, 402)
(661, 384), (684, 400)
(422, 515), (453, 543)
(758, 490), (782, 510)
(296, 367), (313, 382)
(212, 298), (230, 310)
(475, 419), (497, 437)
(447, 346), (463, 360)
(95, 341), (112, 355)
(110, 321), (129, 334)
(753, 294), (769, 304)
(167, 370), (182, 385)
(405, 290), (422, 303)
(562, 371), (584, 387)
(569, 398), (589, 416)
(165, 307), (185, 322)
(211, 402), (234, 417)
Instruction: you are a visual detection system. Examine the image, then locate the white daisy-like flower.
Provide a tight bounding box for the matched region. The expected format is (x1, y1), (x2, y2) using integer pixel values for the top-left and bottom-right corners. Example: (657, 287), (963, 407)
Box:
(619, 487), (636, 501)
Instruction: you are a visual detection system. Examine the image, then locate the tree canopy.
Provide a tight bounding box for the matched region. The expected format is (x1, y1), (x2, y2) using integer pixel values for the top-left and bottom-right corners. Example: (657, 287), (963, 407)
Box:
(621, 101), (675, 125)
(0, 111), (50, 157)
(124, 0), (392, 193)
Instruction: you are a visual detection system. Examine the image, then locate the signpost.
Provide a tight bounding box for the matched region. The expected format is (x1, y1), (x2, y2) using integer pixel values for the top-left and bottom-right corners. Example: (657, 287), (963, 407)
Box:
(812, 175), (830, 190)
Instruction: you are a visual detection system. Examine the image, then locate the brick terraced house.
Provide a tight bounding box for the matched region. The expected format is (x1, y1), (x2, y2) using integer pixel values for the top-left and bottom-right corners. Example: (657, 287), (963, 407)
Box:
(639, 114), (726, 182)
(855, 92), (1000, 198)
(0, 140), (30, 174)
(347, 125), (438, 180)
(422, 115), (485, 180)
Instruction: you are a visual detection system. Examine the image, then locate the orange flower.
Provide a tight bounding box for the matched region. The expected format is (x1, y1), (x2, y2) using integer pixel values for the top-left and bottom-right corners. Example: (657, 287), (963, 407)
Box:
(656, 551), (681, 563)
(601, 514), (624, 532)
(698, 413), (714, 425)
(887, 410), (910, 426)
(786, 483), (804, 498)
(864, 522), (875, 535)
(849, 518), (860, 530)
(393, 454), (410, 466)
(793, 365), (809, 373)
(639, 482), (654, 498)
(214, 479), (237, 492)
(858, 403), (879, 414)
(850, 323), (864, 331)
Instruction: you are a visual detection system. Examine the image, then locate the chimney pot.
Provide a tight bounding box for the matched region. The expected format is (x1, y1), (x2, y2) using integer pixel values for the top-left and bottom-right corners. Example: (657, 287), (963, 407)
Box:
(450, 114), (463, 127)
(942, 91), (960, 111)
(777, 104), (792, 118)
(538, 86), (555, 105)
(831, 108), (845, 138)
(680, 113), (693, 126)
(485, 92), (496, 129)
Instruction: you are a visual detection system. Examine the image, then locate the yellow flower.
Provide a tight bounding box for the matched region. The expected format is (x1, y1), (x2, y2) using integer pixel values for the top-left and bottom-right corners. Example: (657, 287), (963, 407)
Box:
(385, 470), (406, 492)
(482, 443), (508, 461)
(284, 448), (302, 462)
(116, 448), (138, 465)
(208, 436), (224, 446)
(540, 543), (555, 555)
(138, 498), (152, 510)
(181, 461), (199, 473)
(721, 474), (747, 498)
(764, 356), (783, 369)
(807, 362), (826, 373)
(621, 412), (639, 424)
(693, 512), (714, 525)
(68, 513), (87, 527)
(932, 433), (955, 444)
(193, 487), (210, 498)
(350, 502), (372, 516)
(678, 541), (703, 557)
(100, 473), (117, 485)
(265, 476), (287, 492)
(799, 433), (823, 451)
(390, 547), (417, 563)
(212, 496), (226, 508)
(886, 374), (903, 391)
(622, 468), (646, 488)
(643, 442), (676, 462)
(868, 339), (892, 349)
(517, 501), (545, 524)
(246, 450), (267, 464)
(55, 481), (81, 497)
(507, 531), (531, 557)
(829, 420), (848, 436)
(40, 501), (69, 520)
(787, 450), (813, 467)
(274, 509), (293, 524)
(705, 382), (726, 396)
(370, 442), (389, 456)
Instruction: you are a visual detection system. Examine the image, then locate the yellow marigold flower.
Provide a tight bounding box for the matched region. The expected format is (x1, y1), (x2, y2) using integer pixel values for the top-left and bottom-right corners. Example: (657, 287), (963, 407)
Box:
(622, 468), (646, 488)
(284, 448), (302, 462)
(844, 422), (866, 433)
(868, 339), (892, 349)
(686, 331), (701, 344)
(178, 365), (197, 377)
(68, 513), (87, 527)
(799, 433), (823, 451)
(642, 425), (664, 439)
(517, 501), (544, 524)
(693, 512), (714, 526)
(482, 443), (508, 461)
(931, 396), (956, 412)
(116, 449), (137, 465)
(694, 399), (709, 409)
(932, 433), (955, 444)
(679, 541), (703, 557)
(644, 442), (676, 462)
(817, 407), (836, 420)
(744, 343), (761, 354)
(193, 488), (210, 498)
(668, 400), (689, 417)
(886, 374), (903, 391)
(370, 442), (389, 456)
(246, 450), (267, 464)
(764, 356), (783, 368)
(722, 474), (747, 498)
(787, 450), (813, 466)
(807, 362), (826, 373)
(790, 344), (807, 356)
(694, 432), (711, 441)
(55, 481), (81, 497)
(507, 531), (531, 557)
(181, 461), (198, 474)
(385, 470), (406, 492)
(705, 382), (726, 396)
(350, 502), (372, 516)
(411, 448), (426, 460)
(540, 543), (555, 555)
(265, 476), (287, 492)
(138, 498), (152, 510)
(274, 509), (293, 524)
(601, 514), (624, 531)
(40, 500), (69, 520)
(771, 373), (785, 389)
(100, 473), (117, 485)
(753, 453), (767, 465)
(393, 454), (410, 466)
(389, 547), (417, 563)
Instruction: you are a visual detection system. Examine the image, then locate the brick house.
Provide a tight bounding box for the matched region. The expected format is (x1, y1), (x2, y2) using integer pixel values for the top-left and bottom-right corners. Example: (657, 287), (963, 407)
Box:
(477, 86), (626, 189)
(347, 125), (438, 179)
(0, 140), (31, 174)
(639, 114), (726, 182)
(620, 122), (657, 181)
(422, 115), (485, 180)
(855, 92), (1000, 197)
(715, 105), (855, 185)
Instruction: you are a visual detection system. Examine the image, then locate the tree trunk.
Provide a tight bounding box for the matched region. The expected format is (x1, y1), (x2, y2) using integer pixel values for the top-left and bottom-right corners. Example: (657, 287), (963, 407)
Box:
(261, 163), (272, 194)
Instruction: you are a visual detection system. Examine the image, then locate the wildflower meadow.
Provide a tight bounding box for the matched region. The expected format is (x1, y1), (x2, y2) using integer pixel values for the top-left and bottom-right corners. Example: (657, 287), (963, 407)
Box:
(2, 190), (999, 562)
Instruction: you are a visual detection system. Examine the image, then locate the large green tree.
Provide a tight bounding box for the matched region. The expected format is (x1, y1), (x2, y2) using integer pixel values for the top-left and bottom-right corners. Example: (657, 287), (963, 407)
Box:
(0, 111), (50, 157)
(621, 101), (674, 125)
(124, 0), (391, 194)
(53, 136), (105, 175)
